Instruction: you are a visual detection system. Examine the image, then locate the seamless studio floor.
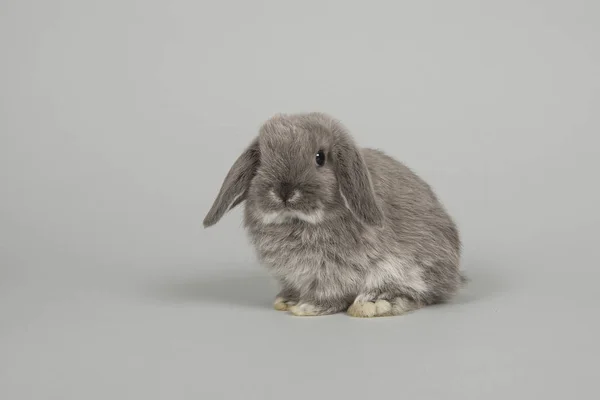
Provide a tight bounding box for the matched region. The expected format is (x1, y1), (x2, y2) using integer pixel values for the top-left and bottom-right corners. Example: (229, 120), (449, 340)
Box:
(1, 239), (597, 399)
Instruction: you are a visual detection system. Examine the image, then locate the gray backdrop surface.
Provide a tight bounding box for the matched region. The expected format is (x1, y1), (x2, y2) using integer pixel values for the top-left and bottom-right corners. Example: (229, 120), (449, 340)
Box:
(1, 1), (599, 399)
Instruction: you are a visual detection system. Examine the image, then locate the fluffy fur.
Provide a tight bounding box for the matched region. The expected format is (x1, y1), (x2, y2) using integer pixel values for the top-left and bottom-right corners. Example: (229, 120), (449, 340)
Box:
(204, 113), (464, 317)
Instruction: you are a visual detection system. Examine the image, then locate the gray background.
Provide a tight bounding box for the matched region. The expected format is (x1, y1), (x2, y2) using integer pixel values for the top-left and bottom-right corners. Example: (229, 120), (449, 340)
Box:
(1, 1), (599, 399)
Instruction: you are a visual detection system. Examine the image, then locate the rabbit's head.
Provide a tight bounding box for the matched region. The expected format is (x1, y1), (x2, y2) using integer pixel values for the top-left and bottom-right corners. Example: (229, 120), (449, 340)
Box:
(203, 113), (383, 227)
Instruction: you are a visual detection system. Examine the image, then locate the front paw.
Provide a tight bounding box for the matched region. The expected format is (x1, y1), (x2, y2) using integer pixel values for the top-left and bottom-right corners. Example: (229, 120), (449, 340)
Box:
(273, 297), (297, 311)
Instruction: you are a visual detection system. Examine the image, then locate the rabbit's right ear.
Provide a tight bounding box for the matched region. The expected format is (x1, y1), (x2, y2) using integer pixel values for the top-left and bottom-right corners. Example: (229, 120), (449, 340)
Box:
(333, 134), (384, 226)
(203, 138), (260, 227)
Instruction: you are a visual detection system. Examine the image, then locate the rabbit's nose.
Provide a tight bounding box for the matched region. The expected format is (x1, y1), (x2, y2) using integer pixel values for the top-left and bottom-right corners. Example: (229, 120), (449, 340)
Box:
(278, 182), (294, 203)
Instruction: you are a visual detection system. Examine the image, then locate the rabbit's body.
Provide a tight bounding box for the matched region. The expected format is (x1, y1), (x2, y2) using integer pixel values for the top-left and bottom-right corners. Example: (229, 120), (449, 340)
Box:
(244, 148), (461, 316)
(204, 113), (463, 317)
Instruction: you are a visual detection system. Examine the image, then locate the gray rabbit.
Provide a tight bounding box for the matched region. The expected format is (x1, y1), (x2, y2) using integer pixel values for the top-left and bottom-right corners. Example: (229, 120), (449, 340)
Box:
(204, 113), (464, 317)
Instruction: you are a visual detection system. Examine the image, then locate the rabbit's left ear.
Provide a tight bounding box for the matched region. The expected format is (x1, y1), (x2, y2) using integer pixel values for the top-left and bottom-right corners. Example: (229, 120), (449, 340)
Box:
(334, 136), (384, 226)
(203, 138), (260, 227)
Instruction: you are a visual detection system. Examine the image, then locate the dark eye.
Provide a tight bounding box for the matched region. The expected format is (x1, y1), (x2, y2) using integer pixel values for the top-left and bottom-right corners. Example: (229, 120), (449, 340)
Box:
(315, 150), (326, 166)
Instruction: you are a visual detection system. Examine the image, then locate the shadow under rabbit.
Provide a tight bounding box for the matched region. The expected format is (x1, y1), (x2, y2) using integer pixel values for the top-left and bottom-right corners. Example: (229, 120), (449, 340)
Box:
(451, 264), (507, 305)
(146, 268), (278, 309)
(145, 259), (504, 311)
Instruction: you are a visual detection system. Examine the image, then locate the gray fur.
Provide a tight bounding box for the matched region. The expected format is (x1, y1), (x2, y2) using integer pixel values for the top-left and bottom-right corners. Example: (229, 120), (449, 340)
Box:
(203, 112), (463, 317)
(203, 138), (259, 228)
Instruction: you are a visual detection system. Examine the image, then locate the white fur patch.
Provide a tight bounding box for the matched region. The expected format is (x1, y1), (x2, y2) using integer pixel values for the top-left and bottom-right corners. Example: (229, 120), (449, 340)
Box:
(259, 208), (324, 225)
(260, 211), (288, 224)
(268, 190), (281, 203)
(291, 208), (324, 224)
(365, 256), (428, 294)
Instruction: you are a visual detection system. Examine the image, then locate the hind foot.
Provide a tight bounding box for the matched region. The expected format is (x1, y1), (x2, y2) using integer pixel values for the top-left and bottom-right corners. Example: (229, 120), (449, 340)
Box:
(347, 300), (392, 317)
(347, 296), (419, 318)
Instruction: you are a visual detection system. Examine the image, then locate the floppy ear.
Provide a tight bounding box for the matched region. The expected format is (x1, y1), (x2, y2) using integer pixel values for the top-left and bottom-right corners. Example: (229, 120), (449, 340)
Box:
(203, 138), (260, 227)
(334, 137), (384, 226)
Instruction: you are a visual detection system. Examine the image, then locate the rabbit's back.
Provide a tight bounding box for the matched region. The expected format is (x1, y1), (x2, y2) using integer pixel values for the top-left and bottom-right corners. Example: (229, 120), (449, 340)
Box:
(363, 148), (462, 301)
(363, 148), (459, 246)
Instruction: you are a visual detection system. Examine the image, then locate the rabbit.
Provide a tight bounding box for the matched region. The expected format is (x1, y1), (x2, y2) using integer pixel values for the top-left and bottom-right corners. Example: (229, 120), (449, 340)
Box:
(203, 112), (464, 317)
